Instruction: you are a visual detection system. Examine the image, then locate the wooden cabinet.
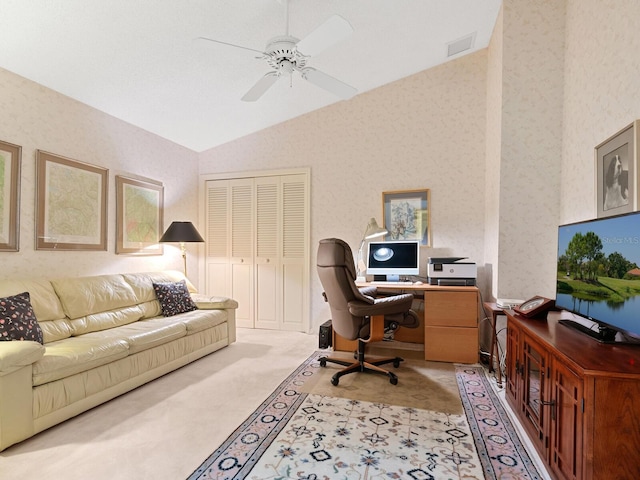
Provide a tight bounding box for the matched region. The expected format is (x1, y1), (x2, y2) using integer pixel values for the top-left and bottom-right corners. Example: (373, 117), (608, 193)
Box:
(505, 311), (640, 480)
(424, 288), (478, 363)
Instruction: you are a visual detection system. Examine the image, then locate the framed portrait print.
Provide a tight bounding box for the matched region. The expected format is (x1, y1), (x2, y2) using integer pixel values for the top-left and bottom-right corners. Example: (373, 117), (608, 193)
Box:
(0, 140), (21, 251)
(36, 150), (108, 251)
(116, 175), (164, 255)
(596, 120), (640, 218)
(382, 189), (431, 246)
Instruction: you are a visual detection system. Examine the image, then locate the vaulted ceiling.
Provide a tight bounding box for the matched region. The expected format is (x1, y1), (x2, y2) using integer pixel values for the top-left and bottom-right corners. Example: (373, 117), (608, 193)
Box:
(0, 0), (501, 152)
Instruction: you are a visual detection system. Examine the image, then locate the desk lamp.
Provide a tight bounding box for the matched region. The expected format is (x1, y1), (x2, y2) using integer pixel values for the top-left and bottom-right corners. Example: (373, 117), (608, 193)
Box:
(356, 217), (387, 282)
(159, 221), (204, 277)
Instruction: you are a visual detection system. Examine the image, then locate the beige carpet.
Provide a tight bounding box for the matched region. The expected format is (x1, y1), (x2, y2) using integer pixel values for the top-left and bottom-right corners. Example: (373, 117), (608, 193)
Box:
(300, 350), (463, 414)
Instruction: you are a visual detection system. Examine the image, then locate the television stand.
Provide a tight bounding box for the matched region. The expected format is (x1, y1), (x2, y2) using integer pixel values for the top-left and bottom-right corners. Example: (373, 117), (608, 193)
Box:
(505, 311), (640, 479)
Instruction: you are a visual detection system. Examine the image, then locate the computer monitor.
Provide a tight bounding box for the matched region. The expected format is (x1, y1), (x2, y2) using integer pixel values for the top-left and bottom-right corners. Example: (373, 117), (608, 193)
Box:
(366, 240), (420, 277)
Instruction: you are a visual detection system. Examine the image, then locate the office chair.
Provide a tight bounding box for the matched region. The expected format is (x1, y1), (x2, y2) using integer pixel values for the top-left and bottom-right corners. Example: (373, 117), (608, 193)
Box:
(317, 238), (419, 385)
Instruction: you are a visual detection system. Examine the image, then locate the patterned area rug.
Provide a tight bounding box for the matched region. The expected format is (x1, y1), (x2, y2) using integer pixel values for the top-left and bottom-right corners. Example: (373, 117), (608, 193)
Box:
(455, 366), (542, 479)
(188, 352), (542, 479)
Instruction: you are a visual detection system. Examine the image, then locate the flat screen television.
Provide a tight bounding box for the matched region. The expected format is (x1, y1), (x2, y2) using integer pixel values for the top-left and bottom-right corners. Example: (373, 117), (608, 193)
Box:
(366, 240), (420, 279)
(556, 210), (640, 344)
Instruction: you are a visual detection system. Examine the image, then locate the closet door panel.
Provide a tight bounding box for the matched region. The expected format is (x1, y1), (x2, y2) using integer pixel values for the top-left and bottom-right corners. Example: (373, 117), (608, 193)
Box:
(203, 172), (309, 332)
(230, 179), (254, 328)
(205, 180), (230, 297)
(255, 177), (280, 329)
(282, 262), (305, 330)
(281, 175), (308, 331)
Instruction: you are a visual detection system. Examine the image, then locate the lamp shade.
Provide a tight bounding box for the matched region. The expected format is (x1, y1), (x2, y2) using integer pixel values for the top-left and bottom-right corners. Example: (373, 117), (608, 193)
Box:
(159, 222), (204, 243)
(362, 217), (387, 240)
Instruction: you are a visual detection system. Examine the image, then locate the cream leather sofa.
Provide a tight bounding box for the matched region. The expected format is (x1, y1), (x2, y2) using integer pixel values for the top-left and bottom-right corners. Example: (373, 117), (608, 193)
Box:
(0, 271), (237, 452)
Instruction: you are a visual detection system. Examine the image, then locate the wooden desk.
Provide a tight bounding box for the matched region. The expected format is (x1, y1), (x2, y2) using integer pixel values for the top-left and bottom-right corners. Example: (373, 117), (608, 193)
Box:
(332, 282), (479, 363)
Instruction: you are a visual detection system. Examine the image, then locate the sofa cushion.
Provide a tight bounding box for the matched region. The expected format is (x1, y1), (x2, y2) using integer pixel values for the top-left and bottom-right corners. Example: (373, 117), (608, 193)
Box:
(0, 292), (44, 344)
(153, 280), (198, 317)
(86, 318), (187, 355)
(123, 271), (197, 303)
(32, 336), (130, 386)
(68, 305), (144, 336)
(171, 308), (228, 335)
(51, 274), (138, 319)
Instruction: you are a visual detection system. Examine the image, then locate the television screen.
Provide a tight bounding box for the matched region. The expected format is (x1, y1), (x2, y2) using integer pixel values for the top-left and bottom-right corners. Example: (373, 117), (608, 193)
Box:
(556, 211), (640, 342)
(366, 240), (420, 276)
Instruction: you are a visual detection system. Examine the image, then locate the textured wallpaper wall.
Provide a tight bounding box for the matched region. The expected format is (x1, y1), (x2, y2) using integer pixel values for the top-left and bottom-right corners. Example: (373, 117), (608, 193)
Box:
(0, 68), (201, 282)
(562, 0), (640, 224)
(492, 0), (566, 300)
(199, 52), (488, 328)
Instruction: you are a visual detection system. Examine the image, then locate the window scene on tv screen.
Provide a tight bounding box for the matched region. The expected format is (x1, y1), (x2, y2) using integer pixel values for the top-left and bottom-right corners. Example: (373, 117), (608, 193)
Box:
(557, 213), (640, 337)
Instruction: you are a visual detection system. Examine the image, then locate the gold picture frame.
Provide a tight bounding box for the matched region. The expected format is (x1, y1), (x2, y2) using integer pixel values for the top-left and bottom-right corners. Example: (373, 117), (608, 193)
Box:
(595, 120), (640, 218)
(116, 175), (164, 255)
(0, 140), (21, 251)
(382, 189), (431, 246)
(36, 150), (108, 251)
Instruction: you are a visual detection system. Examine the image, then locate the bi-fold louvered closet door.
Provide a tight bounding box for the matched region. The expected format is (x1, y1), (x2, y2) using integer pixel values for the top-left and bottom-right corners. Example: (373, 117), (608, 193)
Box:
(204, 173), (309, 332)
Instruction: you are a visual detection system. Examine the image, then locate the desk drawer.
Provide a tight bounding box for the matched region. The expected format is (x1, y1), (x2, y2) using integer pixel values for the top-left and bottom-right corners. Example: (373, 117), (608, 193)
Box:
(425, 326), (478, 363)
(424, 291), (477, 327)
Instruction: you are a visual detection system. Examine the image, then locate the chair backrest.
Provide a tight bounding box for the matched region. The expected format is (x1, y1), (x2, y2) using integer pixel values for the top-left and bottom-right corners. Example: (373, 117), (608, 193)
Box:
(317, 238), (374, 340)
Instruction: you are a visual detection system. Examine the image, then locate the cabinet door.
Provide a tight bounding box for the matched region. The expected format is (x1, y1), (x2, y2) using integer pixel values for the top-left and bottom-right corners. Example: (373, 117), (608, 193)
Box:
(505, 319), (520, 407)
(550, 358), (583, 480)
(522, 334), (549, 458)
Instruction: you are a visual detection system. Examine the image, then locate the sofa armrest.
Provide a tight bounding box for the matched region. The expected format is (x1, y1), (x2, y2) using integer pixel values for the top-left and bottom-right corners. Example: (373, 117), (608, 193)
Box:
(191, 294), (238, 310)
(0, 341), (45, 376)
(0, 342), (43, 452)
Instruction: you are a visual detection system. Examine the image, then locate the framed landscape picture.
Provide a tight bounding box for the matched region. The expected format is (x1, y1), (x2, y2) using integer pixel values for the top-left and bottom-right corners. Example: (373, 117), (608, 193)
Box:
(116, 175), (164, 255)
(0, 140), (21, 251)
(595, 120), (640, 218)
(36, 151), (108, 251)
(382, 189), (431, 246)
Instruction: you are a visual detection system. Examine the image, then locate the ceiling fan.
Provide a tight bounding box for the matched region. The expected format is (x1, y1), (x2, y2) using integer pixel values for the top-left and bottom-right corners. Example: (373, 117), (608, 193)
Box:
(197, 0), (357, 102)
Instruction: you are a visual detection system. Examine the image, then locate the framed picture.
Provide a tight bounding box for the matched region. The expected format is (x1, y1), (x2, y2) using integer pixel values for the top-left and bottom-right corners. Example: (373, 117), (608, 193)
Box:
(595, 120), (640, 218)
(36, 150), (108, 251)
(0, 140), (21, 251)
(382, 189), (431, 246)
(116, 175), (164, 255)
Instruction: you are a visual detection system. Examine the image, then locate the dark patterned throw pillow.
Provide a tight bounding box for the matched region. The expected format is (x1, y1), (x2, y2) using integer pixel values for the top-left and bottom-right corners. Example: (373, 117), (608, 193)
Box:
(152, 280), (198, 317)
(0, 292), (44, 344)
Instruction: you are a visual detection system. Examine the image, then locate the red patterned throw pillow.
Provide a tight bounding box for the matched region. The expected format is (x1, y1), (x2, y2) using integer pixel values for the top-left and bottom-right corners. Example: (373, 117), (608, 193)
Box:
(152, 280), (198, 317)
(0, 291), (44, 344)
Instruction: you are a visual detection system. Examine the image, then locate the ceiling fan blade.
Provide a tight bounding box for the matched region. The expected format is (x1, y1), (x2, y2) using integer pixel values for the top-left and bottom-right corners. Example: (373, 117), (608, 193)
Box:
(195, 36), (265, 55)
(241, 72), (280, 102)
(295, 15), (353, 57)
(302, 67), (356, 100)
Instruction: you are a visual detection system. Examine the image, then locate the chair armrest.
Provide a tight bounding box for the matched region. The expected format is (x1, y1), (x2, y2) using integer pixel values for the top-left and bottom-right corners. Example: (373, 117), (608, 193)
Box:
(348, 293), (413, 317)
(190, 294), (238, 310)
(0, 341), (45, 375)
(358, 286), (378, 298)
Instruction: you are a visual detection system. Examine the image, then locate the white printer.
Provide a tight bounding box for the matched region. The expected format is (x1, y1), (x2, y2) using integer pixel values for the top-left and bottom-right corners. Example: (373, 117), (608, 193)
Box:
(427, 257), (477, 286)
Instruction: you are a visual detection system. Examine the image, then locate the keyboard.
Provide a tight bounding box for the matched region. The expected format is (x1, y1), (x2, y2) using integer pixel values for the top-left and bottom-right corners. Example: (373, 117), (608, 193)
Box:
(369, 281), (415, 285)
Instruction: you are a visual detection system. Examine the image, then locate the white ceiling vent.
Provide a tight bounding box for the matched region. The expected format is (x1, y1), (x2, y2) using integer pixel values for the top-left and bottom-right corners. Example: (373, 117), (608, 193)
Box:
(446, 32), (476, 57)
